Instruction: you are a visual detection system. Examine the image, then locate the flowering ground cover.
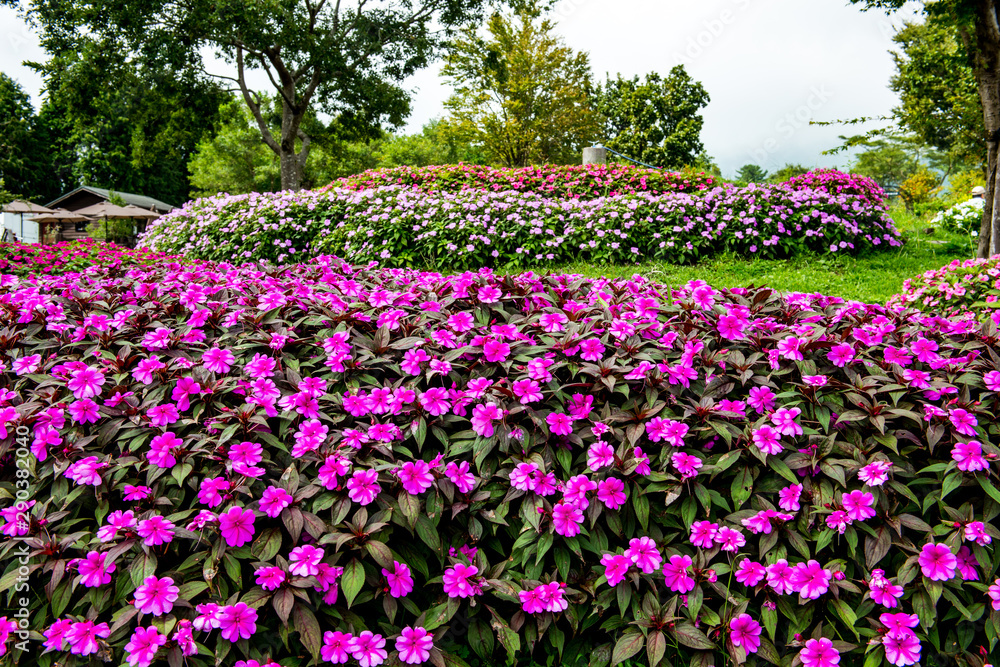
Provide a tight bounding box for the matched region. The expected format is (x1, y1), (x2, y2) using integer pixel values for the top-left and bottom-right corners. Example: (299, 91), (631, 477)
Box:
(1, 256), (999, 666)
(328, 164), (717, 199)
(0, 239), (178, 277)
(888, 256), (1000, 318)
(139, 179), (902, 269)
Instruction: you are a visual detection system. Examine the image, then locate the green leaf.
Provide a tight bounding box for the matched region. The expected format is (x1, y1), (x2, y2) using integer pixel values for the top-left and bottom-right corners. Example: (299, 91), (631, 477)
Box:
(611, 632), (644, 664)
(293, 603), (322, 659)
(672, 622), (716, 650)
(646, 631), (666, 666)
(250, 527), (283, 562)
(941, 471), (964, 500)
(731, 467), (753, 509)
(341, 559), (365, 608)
(633, 492), (650, 531)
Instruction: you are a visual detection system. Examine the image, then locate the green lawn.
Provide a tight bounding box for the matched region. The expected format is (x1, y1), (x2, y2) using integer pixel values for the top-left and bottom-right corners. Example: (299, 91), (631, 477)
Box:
(540, 206), (973, 304)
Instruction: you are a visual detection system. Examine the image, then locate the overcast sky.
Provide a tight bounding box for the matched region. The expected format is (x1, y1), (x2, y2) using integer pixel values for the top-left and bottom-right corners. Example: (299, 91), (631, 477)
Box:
(1, 0), (923, 178)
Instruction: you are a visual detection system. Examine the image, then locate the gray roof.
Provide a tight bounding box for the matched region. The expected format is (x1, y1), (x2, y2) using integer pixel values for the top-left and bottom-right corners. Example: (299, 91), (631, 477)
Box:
(46, 186), (174, 214)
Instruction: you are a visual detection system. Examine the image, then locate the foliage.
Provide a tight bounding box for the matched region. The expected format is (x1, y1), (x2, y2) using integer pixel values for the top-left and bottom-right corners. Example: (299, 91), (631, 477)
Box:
(139, 173), (900, 268)
(889, 12), (983, 171)
(375, 119), (489, 169)
(441, 2), (600, 167)
(0, 73), (38, 200)
(0, 239), (177, 276)
(4, 256), (1000, 667)
(947, 169), (986, 204)
(592, 68), (710, 170)
(889, 254), (1000, 317)
(898, 169), (943, 214)
(767, 165), (811, 184)
(849, 133), (934, 194)
(330, 163), (717, 199)
(932, 200), (985, 236)
(736, 165), (769, 185)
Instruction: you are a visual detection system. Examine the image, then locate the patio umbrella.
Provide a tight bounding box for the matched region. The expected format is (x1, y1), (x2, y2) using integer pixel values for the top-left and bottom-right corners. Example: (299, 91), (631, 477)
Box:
(73, 202), (142, 241)
(2, 200), (56, 241)
(25, 209), (94, 243)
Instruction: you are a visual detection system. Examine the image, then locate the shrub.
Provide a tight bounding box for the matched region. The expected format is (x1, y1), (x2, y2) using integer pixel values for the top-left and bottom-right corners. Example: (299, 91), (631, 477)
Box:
(140, 183), (902, 269)
(888, 255), (1000, 317)
(2, 257), (1000, 667)
(0, 239), (177, 277)
(783, 169), (886, 208)
(327, 163), (717, 199)
(932, 201), (985, 236)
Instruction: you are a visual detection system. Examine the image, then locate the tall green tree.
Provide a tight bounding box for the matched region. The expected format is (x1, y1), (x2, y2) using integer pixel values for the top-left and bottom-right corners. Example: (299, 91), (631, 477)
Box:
(441, 2), (600, 167)
(849, 132), (946, 193)
(0, 73), (43, 199)
(592, 68), (710, 169)
(854, 0), (1000, 257)
(735, 164), (768, 184)
(6, 0), (500, 191)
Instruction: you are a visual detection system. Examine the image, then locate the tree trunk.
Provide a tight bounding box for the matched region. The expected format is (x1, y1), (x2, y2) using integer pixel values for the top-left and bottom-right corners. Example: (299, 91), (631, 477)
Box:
(967, 1), (1000, 257)
(279, 146), (304, 191)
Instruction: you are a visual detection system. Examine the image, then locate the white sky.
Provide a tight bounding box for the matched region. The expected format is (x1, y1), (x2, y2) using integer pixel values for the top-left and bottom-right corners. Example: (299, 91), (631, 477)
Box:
(1, 0), (923, 178)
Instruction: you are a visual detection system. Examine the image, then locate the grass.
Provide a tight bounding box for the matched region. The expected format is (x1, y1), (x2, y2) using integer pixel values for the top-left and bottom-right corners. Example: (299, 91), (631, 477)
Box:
(537, 204), (974, 304)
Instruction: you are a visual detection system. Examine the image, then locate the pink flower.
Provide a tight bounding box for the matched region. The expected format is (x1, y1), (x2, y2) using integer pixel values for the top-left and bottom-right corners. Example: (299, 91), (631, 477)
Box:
(43, 619), (74, 651)
(77, 551), (115, 587)
(858, 460), (892, 486)
(882, 630), (921, 667)
(219, 603), (258, 641)
(918, 542), (956, 581)
(671, 452), (702, 478)
(791, 560), (832, 599)
(483, 339), (511, 363)
(470, 403), (502, 437)
(661, 554), (695, 593)
(778, 484), (802, 511)
(255, 566), (286, 591)
(624, 536), (662, 574)
(842, 490), (876, 521)
(68, 399), (100, 424)
(382, 561), (414, 598)
(766, 559), (795, 595)
(444, 461), (476, 493)
(729, 613), (762, 654)
(714, 526), (745, 552)
(771, 407), (803, 437)
(597, 478), (626, 510)
(552, 502), (584, 537)
(65, 620), (111, 656)
(12, 354), (40, 375)
(259, 487), (294, 518)
(827, 343), (856, 367)
(734, 558), (766, 587)
(218, 506), (256, 547)
(67, 365), (106, 399)
(956, 545), (979, 581)
(588, 442), (615, 470)
(348, 630), (387, 667)
(134, 576), (180, 616)
(347, 469), (382, 505)
(124, 626), (166, 667)
(147, 403), (180, 427)
(198, 477), (229, 507)
(799, 637), (840, 667)
(148, 432), (182, 468)
(949, 408), (979, 436)
(442, 563), (480, 598)
(747, 386), (776, 413)
(952, 440), (988, 472)
(752, 425), (783, 455)
(399, 460), (434, 495)
(202, 347), (235, 373)
(601, 553), (632, 587)
(137, 515), (175, 546)
(964, 521), (992, 546)
(396, 626), (433, 665)
(988, 578), (1000, 610)
(322, 630), (354, 664)
(689, 521), (718, 549)
(289, 545), (324, 577)
(547, 412), (574, 436)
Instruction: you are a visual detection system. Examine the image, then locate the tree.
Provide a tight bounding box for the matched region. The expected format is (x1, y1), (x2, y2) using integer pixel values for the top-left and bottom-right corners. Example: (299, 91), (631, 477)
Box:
(592, 68), (710, 169)
(768, 164), (811, 183)
(849, 132), (944, 193)
(854, 0), (1000, 257)
(890, 13), (983, 171)
(0, 73), (43, 199)
(735, 164), (769, 184)
(377, 119), (488, 168)
(441, 2), (600, 167)
(6, 0), (498, 192)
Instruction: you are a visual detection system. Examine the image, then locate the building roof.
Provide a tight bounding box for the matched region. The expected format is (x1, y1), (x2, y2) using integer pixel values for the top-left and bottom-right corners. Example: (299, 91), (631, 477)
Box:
(46, 186), (174, 214)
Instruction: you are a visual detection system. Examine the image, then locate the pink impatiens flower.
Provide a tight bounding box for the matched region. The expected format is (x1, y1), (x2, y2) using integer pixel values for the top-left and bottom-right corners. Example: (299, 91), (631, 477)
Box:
(67, 365), (106, 399)
(601, 553), (632, 587)
(624, 536), (662, 574)
(289, 545), (324, 577)
(842, 490), (876, 522)
(382, 561), (414, 598)
(347, 469), (382, 506)
(734, 558), (767, 587)
(398, 460), (434, 495)
(442, 563), (480, 598)
(791, 560), (832, 599)
(752, 425), (782, 455)
(661, 554), (695, 593)
(918, 542), (957, 581)
(689, 521), (719, 549)
(771, 407), (803, 437)
(124, 626), (166, 667)
(729, 613), (762, 654)
(218, 506), (256, 547)
(799, 637), (840, 667)
(596, 478), (627, 509)
(218, 603), (258, 641)
(134, 576), (180, 616)
(259, 487), (294, 518)
(546, 412), (574, 436)
(858, 460), (892, 486)
(348, 630), (387, 667)
(395, 626), (433, 665)
(778, 483), (802, 511)
(552, 502), (584, 537)
(322, 630), (354, 664)
(137, 516), (175, 546)
(827, 343), (856, 367)
(77, 551), (115, 587)
(952, 440), (988, 472)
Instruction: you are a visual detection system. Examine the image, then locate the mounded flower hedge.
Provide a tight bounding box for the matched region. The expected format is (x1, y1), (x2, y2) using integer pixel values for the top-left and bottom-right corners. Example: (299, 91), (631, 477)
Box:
(2, 256), (1000, 666)
(0, 239), (177, 277)
(139, 179), (901, 269)
(888, 256), (1000, 319)
(327, 164), (717, 199)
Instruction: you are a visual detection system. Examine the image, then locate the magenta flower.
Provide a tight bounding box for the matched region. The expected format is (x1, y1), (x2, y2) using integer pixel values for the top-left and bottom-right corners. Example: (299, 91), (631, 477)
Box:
(868, 569), (903, 607)
(255, 566), (286, 591)
(956, 545), (980, 580)
(952, 440), (988, 472)
(147, 432), (182, 468)
(347, 469), (382, 506)
(395, 626), (433, 665)
(322, 630), (354, 664)
(858, 460), (892, 486)
(483, 339), (511, 362)
(587, 442), (614, 470)
(198, 477), (229, 507)
(202, 347), (235, 373)
(689, 520), (719, 549)
(729, 613), (762, 654)
(12, 354), (41, 375)
(661, 554), (695, 593)
(68, 399), (100, 424)
(43, 618), (74, 651)
(444, 461), (476, 493)
(624, 536), (662, 574)
(219, 603), (258, 641)
(842, 490), (876, 521)
(398, 460), (434, 495)
(259, 487), (294, 518)
(778, 483), (802, 511)
(771, 407), (803, 437)
(134, 575), (180, 616)
(883, 630), (921, 667)
(601, 553), (632, 587)
(949, 408), (979, 436)
(136, 515), (175, 546)
(714, 526), (746, 552)
(918, 542), (957, 581)
(289, 545), (324, 577)
(382, 561), (414, 598)
(596, 478), (626, 509)
(124, 626), (166, 667)
(827, 343), (856, 367)
(791, 560), (832, 599)
(552, 502), (584, 537)
(766, 559), (795, 595)
(348, 630), (387, 667)
(65, 620), (111, 656)
(799, 637), (840, 667)
(470, 403), (503, 437)
(988, 578), (1000, 610)
(734, 558), (766, 587)
(964, 520), (992, 545)
(77, 551), (115, 588)
(67, 365), (106, 399)
(442, 563), (480, 598)
(752, 425), (783, 455)
(547, 412), (574, 436)
(671, 452), (702, 478)
(218, 506), (256, 547)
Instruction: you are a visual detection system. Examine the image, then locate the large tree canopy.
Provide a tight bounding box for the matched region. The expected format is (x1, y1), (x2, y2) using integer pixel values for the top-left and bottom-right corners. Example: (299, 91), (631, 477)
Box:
(591, 68), (710, 170)
(6, 0), (500, 191)
(441, 2), (599, 167)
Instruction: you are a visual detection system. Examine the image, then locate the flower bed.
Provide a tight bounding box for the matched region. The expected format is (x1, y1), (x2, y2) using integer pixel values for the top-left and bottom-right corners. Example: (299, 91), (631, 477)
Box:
(782, 169), (885, 208)
(932, 201), (985, 236)
(1, 257), (999, 666)
(0, 239), (178, 277)
(139, 183), (902, 268)
(328, 163), (717, 199)
(888, 256), (1000, 318)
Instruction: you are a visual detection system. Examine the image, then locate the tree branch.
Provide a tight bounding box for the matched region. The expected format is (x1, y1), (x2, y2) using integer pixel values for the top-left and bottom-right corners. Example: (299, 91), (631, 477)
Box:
(237, 44), (281, 155)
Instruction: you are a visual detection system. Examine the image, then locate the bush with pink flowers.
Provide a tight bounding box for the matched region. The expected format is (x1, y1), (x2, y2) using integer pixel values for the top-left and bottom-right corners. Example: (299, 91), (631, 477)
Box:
(2, 257), (1000, 667)
(328, 163), (717, 199)
(888, 255), (1000, 319)
(0, 239), (178, 277)
(782, 169), (886, 208)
